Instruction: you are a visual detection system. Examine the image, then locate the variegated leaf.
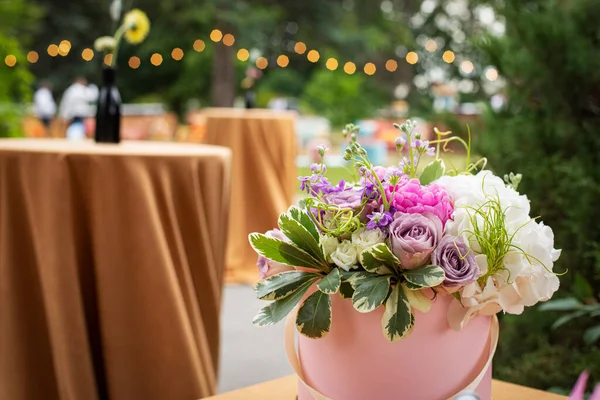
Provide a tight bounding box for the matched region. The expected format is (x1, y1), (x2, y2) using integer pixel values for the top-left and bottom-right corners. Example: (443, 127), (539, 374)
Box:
(296, 290), (332, 338)
(254, 271), (321, 300)
(339, 281), (355, 299)
(404, 281), (424, 290)
(382, 284), (415, 342)
(253, 278), (318, 326)
(344, 271), (379, 289)
(352, 275), (392, 313)
(288, 206), (320, 243)
(402, 265), (445, 289)
(317, 268), (341, 294)
(278, 213), (327, 270)
(402, 284), (432, 313)
(360, 250), (395, 275)
(369, 243), (401, 272)
(249, 233), (323, 270)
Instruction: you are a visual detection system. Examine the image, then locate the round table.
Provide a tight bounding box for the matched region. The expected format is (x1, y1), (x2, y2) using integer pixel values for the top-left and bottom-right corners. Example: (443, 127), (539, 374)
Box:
(0, 139), (231, 400)
(203, 109), (297, 283)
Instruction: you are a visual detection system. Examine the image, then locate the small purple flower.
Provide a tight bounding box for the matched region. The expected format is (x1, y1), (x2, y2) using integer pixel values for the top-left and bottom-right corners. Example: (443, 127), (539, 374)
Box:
(366, 206), (393, 230)
(432, 236), (480, 287)
(411, 139), (422, 148)
(395, 136), (406, 147)
(426, 146), (436, 156)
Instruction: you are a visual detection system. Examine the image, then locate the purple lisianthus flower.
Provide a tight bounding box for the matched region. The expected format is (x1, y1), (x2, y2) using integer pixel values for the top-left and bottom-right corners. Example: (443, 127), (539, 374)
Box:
(432, 236), (480, 287)
(366, 206), (393, 230)
(324, 187), (363, 209)
(388, 212), (442, 269)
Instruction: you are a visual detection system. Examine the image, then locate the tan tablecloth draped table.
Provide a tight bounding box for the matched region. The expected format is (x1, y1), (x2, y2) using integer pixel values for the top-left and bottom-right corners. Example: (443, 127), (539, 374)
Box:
(0, 139), (231, 400)
(203, 109), (297, 283)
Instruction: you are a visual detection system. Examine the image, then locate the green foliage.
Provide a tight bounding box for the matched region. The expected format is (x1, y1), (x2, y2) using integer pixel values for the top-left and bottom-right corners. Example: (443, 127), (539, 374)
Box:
(248, 233), (323, 271)
(253, 271), (321, 301)
(253, 277), (318, 326)
(316, 268), (341, 295)
(301, 69), (386, 126)
(402, 265), (445, 289)
(419, 159), (446, 185)
(382, 283), (414, 342)
(296, 290), (332, 339)
(351, 275), (391, 313)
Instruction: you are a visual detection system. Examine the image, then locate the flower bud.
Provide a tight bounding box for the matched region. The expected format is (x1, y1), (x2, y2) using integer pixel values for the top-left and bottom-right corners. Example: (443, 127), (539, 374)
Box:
(394, 136), (406, 148)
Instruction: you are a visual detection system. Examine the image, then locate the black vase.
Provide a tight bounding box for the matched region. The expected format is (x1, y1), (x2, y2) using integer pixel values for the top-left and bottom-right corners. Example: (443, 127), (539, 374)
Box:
(95, 67), (121, 143)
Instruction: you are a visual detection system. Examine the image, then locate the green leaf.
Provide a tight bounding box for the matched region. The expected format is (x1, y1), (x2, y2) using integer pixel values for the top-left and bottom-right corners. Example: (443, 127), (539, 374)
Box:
(253, 278), (318, 326)
(419, 159), (445, 185)
(360, 250), (395, 275)
(296, 290), (332, 338)
(344, 271), (379, 288)
(249, 233), (324, 270)
(382, 284), (414, 342)
(583, 325), (600, 345)
(402, 265), (445, 289)
(278, 213), (325, 266)
(254, 271), (321, 300)
(551, 310), (587, 330)
(369, 243), (401, 270)
(572, 273), (594, 302)
(352, 275), (392, 313)
(539, 297), (583, 312)
(339, 281), (355, 299)
(288, 206), (320, 243)
(317, 268), (341, 294)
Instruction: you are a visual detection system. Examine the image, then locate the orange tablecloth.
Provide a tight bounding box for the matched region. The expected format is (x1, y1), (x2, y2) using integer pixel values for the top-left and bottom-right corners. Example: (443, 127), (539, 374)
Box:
(203, 375), (567, 400)
(0, 139), (231, 400)
(203, 109), (297, 283)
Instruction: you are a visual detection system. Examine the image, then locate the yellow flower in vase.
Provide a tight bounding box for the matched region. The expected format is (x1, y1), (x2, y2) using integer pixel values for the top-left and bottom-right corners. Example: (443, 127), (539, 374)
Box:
(123, 9), (150, 44)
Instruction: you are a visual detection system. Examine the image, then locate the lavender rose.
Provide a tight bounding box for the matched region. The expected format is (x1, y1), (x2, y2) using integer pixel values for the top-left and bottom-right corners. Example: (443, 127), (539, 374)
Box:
(324, 187), (363, 209)
(432, 236), (480, 287)
(256, 229), (295, 278)
(389, 212), (443, 269)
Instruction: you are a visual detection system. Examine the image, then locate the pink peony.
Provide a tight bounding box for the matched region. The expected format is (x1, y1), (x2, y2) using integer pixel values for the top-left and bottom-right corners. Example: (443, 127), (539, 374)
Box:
(386, 177), (454, 226)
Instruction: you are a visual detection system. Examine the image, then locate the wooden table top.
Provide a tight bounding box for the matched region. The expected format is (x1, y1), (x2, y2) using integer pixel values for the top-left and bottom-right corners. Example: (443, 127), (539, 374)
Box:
(204, 375), (566, 400)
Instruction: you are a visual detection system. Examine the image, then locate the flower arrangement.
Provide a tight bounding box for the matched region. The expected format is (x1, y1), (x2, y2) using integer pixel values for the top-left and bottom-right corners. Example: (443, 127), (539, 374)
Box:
(94, 1), (150, 67)
(249, 120), (563, 341)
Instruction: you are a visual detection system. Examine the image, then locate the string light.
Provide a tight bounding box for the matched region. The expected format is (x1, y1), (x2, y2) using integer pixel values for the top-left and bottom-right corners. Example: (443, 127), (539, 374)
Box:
(277, 54), (289, 67)
(485, 67), (498, 81)
(325, 58), (338, 71)
(193, 39), (205, 52)
(222, 33), (235, 46)
(237, 48), (249, 61)
(171, 48), (184, 61)
(364, 62), (376, 75)
(104, 54), (113, 66)
(461, 60), (474, 74)
(27, 51), (39, 63)
(129, 56), (141, 69)
(210, 29), (223, 42)
(294, 42), (307, 54)
(385, 59), (398, 72)
(307, 49), (320, 63)
(425, 39), (437, 52)
(5, 55), (16, 67)
(47, 44), (59, 57)
(256, 56), (268, 69)
(442, 50), (455, 63)
(81, 48), (94, 61)
(150, 53), (163, 66)
(406, 51), (418, 64)
(58, 40), (71, 56)
(343, 61), (356, 74)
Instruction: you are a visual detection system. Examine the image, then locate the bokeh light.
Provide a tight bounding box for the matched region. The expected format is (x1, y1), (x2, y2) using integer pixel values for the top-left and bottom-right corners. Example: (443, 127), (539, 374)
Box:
(385, 59), (398, 72)
(343, 61), (356, 74)
(325, 58), (338, 71)
(193, 40), (206, 52)
(425, 39), (437, 52)
(104, 54), (113, 66)
(442, 50), (455, 63)
(171, 48), (184, 61)
(222, 34), (235, 46)
(59, 40), (71, 56)
(27, 51), (39, 63)
(237, 48), (249, 61)
(294, 42), (307, 54)
(364, 62), (376, 75)
(486, 67), (499, 81)
(210, 29), (223, 42)
(150, 53), (163, 66)
(277, 55), (289, 67)
(406, 51), (419, 64)
(81, 48), (94, 61)
(129, 56), (141, 69)
(47, 44), (59, 57)
(307, 50), (320, 63)
(256, 56), (268, 69)
(461, 60), (474, 74)
(5, 55), (16, 67)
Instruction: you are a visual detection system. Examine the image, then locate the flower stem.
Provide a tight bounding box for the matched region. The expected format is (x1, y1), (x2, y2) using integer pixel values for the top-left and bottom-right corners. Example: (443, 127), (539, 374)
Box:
(111, 25), (126, 67)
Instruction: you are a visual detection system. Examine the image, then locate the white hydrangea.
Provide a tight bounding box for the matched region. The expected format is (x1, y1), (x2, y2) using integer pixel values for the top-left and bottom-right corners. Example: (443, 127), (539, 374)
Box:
(330, 240), (359, 271)
(437, 171), (561, 329)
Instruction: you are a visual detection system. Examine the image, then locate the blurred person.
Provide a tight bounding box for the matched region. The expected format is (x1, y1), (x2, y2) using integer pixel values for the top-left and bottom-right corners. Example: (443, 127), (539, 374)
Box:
(33, 81), (56, 134)
(59, 76), (98, 139)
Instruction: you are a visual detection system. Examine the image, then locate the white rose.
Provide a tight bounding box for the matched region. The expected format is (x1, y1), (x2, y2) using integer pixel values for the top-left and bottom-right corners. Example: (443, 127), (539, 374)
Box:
(351, 228), (386, 255)
(330, 240), (358, 271)
(321, 235), (339, 263)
